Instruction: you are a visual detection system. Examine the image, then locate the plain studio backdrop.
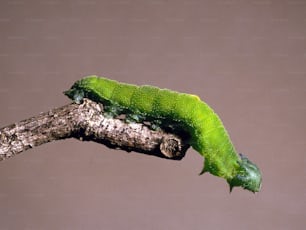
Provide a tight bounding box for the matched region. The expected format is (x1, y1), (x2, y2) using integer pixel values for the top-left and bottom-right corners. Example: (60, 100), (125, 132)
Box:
(0, 1), (305, 229)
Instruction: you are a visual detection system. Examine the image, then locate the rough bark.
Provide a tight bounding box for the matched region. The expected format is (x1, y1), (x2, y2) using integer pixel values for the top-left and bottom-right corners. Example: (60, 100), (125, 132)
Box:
(0, 99), (189, 161)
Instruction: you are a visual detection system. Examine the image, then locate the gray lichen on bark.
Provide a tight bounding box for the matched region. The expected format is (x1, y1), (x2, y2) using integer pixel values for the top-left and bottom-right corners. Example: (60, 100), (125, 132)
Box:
(0, 99), (189, 161)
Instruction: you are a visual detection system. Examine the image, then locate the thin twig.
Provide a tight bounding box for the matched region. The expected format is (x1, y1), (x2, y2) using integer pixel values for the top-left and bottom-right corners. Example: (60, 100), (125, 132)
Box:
(0, 99), (189, 161)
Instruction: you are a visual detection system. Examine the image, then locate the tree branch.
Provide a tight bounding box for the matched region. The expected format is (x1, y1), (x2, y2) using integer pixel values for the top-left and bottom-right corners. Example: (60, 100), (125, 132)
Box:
(0, 99), (189, 161)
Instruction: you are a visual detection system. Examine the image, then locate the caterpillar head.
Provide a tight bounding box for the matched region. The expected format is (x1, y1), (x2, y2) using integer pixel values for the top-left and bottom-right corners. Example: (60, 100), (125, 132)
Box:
(228, 153), (262, 193)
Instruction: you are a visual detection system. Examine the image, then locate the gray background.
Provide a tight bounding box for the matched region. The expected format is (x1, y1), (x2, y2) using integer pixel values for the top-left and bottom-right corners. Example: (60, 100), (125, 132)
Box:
(0, 0), (305, 229)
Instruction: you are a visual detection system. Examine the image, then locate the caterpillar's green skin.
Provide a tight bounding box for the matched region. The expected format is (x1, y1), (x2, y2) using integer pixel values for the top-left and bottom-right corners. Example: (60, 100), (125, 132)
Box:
(65, 76), (262, 192)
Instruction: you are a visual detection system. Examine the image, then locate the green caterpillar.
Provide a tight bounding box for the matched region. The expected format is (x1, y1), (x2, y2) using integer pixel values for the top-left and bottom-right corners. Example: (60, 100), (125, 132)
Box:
(64, 75), (262, 193)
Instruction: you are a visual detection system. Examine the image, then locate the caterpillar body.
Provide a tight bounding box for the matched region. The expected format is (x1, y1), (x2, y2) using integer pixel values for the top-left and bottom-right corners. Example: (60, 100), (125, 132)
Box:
(65, 76), (262, 193)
